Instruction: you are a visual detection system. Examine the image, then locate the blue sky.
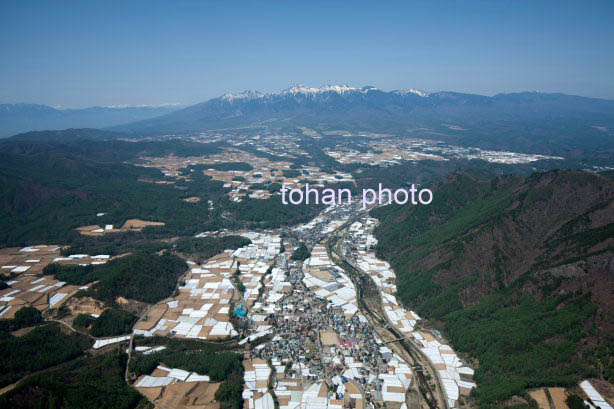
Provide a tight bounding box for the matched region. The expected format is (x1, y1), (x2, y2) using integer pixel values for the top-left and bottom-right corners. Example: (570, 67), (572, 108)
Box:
(1, 0), (613, 107)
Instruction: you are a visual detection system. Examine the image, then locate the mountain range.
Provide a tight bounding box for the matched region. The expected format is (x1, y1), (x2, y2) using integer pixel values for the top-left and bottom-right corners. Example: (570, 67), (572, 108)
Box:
(114, 85), (614, 159)
(3, 85), (614, 159)
(0, 103), (181, 138)
(115, 85), (614, 131)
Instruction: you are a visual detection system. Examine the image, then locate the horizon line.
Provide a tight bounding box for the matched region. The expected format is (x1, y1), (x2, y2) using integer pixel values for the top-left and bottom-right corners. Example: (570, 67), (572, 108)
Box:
(3, 86), (614, 109)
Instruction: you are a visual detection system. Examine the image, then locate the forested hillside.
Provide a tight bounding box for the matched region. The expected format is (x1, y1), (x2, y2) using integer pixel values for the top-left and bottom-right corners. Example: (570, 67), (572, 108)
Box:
(372, 169), (614, 407)
(0, 351), (147, 409)
(175, 235), (251, 259)
(44, 253), (188, 304)
(0, 323), (92, 389)
(0, 130), (323, 246)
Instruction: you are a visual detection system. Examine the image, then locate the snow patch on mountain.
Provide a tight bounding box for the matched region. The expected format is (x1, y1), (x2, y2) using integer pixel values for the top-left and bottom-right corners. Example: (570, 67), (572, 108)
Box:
(393, 89), (429, 97)
(217, 84), (428, 102)
(221, 90), (268, 102)
(281, 84), (363, 96)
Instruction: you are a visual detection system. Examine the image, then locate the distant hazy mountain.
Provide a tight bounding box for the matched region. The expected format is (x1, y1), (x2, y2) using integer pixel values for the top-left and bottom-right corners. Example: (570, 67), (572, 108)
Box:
(0, 103), (181, 138)
(112, 85), (614, 158)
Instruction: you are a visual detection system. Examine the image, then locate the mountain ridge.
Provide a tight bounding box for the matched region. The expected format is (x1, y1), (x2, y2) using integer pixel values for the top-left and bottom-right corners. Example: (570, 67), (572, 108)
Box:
(4, 85), (614, 160)
(371, 168), (614, 406)
(110, 85), (614, 159)
(0, 103), (182, 138)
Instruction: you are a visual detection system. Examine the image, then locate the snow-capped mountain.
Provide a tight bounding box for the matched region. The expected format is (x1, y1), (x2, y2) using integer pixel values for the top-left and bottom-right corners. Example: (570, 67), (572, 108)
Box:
(393, 88), (429, 97)
(217, 84), (429, 102)
(7, 84), (613, 159)
(113, 84), (614, 140)
(280, 84), (381, 96)
(221, 90), (267, 102)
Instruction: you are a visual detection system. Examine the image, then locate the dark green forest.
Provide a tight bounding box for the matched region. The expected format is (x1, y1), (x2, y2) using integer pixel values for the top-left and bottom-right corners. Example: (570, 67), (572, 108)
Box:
(44, 253), (187, 304)
(0, 351), (146, 409)
(0, 324), (92, 388)
(291, 243), (311, 261)
(89, 309), (137, 337)
(446, 293), (596, 405)
(175, 235), (251, 259)
(0, 306), (43, 334)
(0, 134), (235, 246)
(0, 133), (332, 247)
(372, 169), (614, 408)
